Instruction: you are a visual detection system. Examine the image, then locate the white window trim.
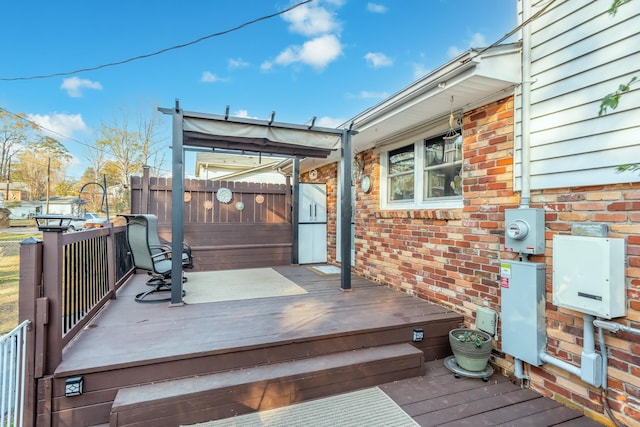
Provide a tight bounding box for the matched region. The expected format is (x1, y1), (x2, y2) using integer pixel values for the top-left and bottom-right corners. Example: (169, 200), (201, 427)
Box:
(379, 133), (464, 211)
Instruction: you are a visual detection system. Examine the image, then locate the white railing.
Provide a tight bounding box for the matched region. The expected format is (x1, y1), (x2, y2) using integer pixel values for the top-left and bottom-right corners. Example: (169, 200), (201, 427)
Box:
(1, 320), (30, 427)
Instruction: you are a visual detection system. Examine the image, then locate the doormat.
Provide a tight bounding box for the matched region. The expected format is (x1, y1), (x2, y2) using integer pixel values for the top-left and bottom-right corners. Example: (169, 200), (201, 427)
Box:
(307, 265), (341, 275)
(182, 268), (307, 304)
(183, 387), (418, 426)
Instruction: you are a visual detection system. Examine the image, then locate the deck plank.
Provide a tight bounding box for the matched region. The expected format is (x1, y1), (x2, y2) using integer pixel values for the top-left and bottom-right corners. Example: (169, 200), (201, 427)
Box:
(380, 360), (602, 427)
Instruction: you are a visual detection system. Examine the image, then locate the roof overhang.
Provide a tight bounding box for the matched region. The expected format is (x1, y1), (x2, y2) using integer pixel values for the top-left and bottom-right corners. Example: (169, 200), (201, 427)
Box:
(305, 43), (521, 170)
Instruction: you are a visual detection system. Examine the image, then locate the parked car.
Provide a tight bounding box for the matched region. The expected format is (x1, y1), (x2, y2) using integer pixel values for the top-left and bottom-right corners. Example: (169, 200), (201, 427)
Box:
(83, 215), (109, 229)
(67, 213), (103, 231)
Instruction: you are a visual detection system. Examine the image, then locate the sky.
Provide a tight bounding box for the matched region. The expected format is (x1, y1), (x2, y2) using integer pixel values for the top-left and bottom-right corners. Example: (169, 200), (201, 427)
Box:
(0, 0), (517, 179)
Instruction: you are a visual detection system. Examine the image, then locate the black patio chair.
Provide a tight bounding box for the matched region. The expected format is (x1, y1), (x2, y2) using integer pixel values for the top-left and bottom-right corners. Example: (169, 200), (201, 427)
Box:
(144, 214), (194, 270)
(120, 214), (191, 303)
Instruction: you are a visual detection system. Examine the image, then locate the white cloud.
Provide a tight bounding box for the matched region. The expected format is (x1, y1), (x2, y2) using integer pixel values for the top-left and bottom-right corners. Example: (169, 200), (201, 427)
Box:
(412, 63), (430, 79)
(469, 32), (487, 47)
(60, 77), (102, 98)
(367, 3), (388, 13)
(274, 34), (342, 71)
(364, 52), (393, 68)
(448, 32), (488, 58)
(283, 3), (341, 37)
(316, 116), (346, 128)
(228, 58), (249, 70)
(447, 46), (463, 58)
(28, 113), (88, 138)
(346, 90), (389, 100)
(200, 71), (227, 83)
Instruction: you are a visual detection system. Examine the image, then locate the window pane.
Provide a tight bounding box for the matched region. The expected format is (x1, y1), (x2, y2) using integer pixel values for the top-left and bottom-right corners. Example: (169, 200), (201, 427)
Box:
(426, 141), (444, 167)
(425, 165), (462, 198)
(388, 145), (414, 175)
(424, 134), (462, 200)
(389, 174), (414, 200)
(443, 135), (463, 162)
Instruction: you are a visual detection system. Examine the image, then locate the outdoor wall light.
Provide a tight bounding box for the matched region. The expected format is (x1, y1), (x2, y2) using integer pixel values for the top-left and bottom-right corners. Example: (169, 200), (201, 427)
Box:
(413, 328), (424, 342)
(65, 376), (84, 397)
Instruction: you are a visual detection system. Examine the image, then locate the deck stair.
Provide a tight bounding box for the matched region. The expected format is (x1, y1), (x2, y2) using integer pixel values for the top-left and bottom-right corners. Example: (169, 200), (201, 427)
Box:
(109, 343), (424, 427)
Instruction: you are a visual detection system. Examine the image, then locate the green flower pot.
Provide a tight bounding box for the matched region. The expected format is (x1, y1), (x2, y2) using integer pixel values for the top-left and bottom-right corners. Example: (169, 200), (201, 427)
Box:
(449, 328), (493, 372)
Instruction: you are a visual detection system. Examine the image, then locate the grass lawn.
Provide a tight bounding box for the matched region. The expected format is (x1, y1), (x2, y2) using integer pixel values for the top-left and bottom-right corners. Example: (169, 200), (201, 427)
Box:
(0, 254), (19, 334)
(0, 228), (41, 334)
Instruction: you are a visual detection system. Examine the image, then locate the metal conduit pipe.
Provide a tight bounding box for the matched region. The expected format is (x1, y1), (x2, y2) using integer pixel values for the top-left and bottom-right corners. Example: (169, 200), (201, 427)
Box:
(539, 352), (581, 377)
(519, 0), (533, 208)
(539, 315), (602, 387)
(594, 319), (640, 335)
(514, 358), (529, 381)
(583, 314), (596, 354)
(597, 325), (608, 391)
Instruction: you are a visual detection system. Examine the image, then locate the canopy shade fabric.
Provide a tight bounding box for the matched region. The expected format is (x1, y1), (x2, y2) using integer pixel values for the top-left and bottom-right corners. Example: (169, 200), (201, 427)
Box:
(182, 114), (341, 158)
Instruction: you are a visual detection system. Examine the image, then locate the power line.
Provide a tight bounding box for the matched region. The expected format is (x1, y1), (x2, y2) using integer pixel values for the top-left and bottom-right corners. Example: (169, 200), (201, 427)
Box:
(0, 0), (312, 81)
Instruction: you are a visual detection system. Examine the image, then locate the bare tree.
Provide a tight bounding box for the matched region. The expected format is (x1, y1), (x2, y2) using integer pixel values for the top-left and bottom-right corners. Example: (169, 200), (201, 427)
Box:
(138, 109), (167, 177)
(0, 109), (38, 182)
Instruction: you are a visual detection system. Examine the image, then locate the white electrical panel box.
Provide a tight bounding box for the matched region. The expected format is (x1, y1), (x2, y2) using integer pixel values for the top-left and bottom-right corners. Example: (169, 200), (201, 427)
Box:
(552, 235), (626, 319)
(504, 208), (545, 255)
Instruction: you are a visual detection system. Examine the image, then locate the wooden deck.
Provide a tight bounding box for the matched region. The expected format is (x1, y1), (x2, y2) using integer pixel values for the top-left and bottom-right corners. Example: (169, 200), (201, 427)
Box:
(381, 360), (603, 426)
(43, 265), (602, 426)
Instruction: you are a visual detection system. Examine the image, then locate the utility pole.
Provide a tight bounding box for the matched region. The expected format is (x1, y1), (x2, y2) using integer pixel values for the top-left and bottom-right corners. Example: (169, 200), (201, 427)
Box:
(4, 156), (10, 202)
(45, 156), (51, 214)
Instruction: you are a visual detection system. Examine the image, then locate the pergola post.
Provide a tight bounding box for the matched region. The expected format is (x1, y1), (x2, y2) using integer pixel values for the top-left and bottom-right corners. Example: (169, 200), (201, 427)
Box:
(291, 158), (300, 265)
(340, 128), (352, 291)
(170, 102), (185, 305)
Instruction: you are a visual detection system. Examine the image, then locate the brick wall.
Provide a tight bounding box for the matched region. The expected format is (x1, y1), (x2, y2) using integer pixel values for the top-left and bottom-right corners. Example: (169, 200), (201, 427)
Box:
(321, 95), (640, 425)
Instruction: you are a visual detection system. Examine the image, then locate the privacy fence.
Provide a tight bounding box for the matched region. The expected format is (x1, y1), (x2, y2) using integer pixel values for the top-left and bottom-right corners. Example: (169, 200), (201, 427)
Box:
(129, 171), (293, 271)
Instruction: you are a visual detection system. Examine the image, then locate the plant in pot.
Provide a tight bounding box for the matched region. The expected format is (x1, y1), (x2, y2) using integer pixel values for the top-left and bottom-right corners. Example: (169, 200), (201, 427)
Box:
(449, 328), (493, 372)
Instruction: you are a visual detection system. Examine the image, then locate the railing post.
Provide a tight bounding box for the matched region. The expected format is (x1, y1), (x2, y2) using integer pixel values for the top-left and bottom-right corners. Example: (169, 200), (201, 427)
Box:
(106, 225), (117, 298)
(40, 230), (64, 376)
(18, 237), (43, 427)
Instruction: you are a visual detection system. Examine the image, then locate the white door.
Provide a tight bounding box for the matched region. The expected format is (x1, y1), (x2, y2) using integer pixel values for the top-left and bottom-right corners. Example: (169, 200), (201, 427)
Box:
(298, 183), (327, 264)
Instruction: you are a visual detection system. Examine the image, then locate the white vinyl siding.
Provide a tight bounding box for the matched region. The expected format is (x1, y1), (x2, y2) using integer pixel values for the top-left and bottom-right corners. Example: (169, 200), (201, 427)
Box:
(515, 0), (640, 190)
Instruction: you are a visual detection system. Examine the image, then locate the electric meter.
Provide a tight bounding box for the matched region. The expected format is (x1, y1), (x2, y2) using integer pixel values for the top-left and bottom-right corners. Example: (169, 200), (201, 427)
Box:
(506, 220), (529, 240)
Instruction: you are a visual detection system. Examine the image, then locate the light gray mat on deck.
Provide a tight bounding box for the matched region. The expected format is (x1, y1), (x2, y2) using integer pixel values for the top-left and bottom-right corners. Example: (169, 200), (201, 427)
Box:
(183, 387), (418, 427)
(182, 268), (307, 304)
(307, 264), (341, 275)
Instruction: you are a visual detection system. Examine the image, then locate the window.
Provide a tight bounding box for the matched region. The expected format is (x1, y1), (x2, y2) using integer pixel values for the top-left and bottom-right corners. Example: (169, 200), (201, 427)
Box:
(424, 134), (462, 199)
(388, 145), (415, 201)
(381, 131), (463, 209)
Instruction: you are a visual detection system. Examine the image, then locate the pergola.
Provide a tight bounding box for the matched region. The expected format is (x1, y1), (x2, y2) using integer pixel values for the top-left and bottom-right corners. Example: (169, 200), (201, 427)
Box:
(159, 101), (356, 304)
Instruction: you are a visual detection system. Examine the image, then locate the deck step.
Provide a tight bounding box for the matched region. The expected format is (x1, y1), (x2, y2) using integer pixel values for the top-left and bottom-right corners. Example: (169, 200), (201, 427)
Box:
(109, 343), (424, 427)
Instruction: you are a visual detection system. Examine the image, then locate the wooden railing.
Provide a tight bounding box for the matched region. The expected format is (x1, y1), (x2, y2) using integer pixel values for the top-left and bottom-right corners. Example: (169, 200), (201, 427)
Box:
(18, 224), (134, 426)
